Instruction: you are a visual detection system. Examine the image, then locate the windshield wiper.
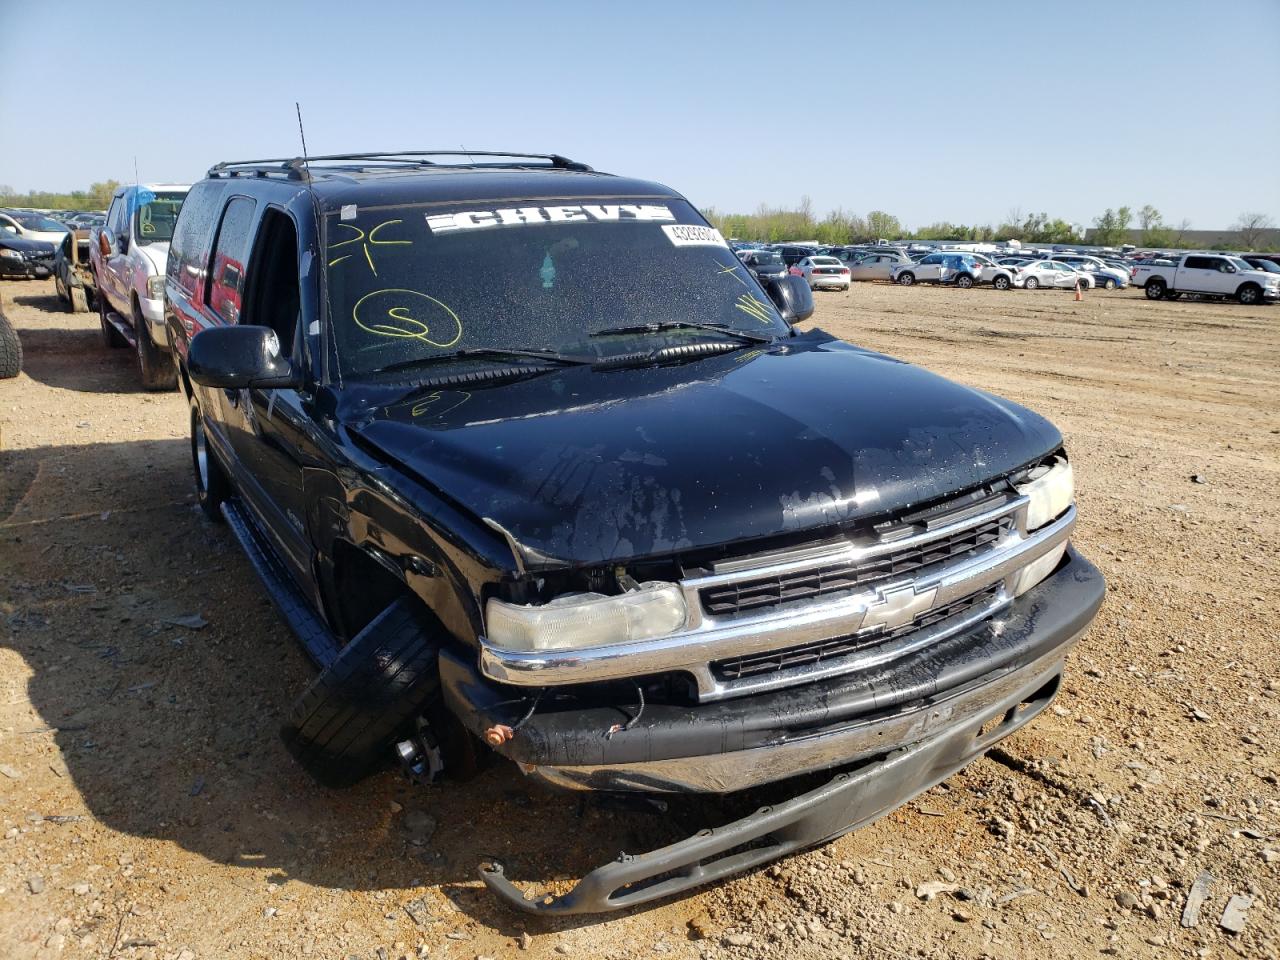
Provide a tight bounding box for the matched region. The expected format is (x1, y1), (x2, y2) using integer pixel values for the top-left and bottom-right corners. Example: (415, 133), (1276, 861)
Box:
(370, 346), (591, 377)
(589, 321), (774, 345)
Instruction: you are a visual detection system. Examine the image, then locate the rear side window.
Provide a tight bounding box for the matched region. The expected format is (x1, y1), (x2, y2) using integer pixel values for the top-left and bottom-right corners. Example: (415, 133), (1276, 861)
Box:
(206, 197), (258, 322)
(1184, 256), (1213, 270)
(169, 180), (226, 296)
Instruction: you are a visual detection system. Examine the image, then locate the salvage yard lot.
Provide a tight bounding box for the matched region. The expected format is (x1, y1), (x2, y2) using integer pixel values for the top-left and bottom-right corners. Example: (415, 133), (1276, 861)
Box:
(0, 278), (1276, 960)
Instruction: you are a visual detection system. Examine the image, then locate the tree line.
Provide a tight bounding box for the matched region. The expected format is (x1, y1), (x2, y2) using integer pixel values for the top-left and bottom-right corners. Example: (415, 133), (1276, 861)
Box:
(703, 198), (1277, 251)
(0, 181), (122, 211)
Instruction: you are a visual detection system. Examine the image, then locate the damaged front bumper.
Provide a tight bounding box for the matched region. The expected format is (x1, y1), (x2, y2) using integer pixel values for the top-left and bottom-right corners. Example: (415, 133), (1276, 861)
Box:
(447, 548), (1104, 912)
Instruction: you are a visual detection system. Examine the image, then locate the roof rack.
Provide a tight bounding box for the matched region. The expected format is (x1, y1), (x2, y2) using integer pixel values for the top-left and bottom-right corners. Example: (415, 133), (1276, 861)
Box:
(207, 150), (593, 180)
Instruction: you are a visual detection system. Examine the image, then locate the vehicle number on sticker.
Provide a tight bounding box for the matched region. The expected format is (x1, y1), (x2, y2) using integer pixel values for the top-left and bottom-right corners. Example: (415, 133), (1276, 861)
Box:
(662, 224), (727, 248)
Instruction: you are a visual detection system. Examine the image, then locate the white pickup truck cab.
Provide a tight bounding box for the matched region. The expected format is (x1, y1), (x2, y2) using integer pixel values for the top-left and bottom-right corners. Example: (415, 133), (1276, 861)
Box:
(90, 184), (189, 389)
(1132, 253), (1279, 305)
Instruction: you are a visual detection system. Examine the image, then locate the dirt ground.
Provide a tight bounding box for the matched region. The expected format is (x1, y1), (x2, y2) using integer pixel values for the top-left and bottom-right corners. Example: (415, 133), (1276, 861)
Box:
(1, 276), (1277, 960)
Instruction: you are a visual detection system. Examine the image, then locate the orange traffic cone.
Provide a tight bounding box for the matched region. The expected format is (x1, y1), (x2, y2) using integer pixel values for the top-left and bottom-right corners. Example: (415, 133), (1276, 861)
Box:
(1074, 278), (1083, 302)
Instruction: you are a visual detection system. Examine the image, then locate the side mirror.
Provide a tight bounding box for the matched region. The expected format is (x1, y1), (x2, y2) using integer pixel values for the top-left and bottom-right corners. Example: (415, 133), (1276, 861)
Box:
(766, 275), (815, 324)
(98, 231), (113, 258)
(188, 325), (301, 390)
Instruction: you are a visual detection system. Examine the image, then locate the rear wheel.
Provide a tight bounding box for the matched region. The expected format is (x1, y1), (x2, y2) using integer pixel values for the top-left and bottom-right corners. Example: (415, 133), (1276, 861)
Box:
(1145, 278), (1167, 300)
(897, 272), (915, 286)
(993, 275), (1011, 291)
(190, 399), (230, 522)
(68, 284), (88, 313)
(98, 287), (127, 348)
(54, 274), (68, 303)
(282, 597), (445, 788)
(1024, 276), (1039, 290)
(134, 300), (177, 391)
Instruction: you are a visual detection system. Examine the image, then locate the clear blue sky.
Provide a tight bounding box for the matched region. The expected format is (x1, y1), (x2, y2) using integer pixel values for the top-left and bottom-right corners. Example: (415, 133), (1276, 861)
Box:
(2, 0), (1277, 230)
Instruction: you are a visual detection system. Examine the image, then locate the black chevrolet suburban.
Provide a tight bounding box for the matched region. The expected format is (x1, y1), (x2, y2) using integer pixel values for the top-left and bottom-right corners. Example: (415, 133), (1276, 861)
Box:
(165, 151), (1104, 913)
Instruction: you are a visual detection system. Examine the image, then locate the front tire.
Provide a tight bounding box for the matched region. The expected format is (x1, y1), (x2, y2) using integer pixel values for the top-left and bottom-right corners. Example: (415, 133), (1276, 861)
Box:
(1103, 278), (1117, 290)
(955, 274), (974, 289)
(190, 400), (230, 522)
(1024, 277), (1039, 290)
(0, 306), (22, 379)
(1145, 278), (1167, 300)
(1237, 283), (1262, 305)
(282, 597), (445, 788)
(993, 275), (1011, 291)
(897, 272), (915, 286)
(134, 300), (177, 391)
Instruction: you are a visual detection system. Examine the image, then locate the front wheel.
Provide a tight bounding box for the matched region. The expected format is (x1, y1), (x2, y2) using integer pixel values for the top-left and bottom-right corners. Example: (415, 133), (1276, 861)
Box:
(993, 275), (1011, 291)
(0, 307), (22, 379)
(282, 597), (445, 788)
(1237, 284), (1262, 305)
(955, 274), (974, 289)
(134, 301), (178, 391)
(1024, 277), (1039, 290)
(897, 272), (915, 286)
(1103, 278), (1117, 290)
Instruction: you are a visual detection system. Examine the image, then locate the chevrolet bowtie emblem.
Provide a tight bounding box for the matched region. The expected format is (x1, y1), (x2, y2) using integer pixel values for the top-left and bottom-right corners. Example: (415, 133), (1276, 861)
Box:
(861, 583), (939, 632)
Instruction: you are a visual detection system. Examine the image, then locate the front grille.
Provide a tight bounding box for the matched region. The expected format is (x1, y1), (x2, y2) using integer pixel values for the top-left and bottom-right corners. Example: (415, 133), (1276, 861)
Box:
(700, 515), (1011, 617)
(709, 585), (1001, 683)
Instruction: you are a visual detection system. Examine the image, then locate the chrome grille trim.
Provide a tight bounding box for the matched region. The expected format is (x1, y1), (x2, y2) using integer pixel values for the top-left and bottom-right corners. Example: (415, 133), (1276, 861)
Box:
(478, 499), (1075, 702)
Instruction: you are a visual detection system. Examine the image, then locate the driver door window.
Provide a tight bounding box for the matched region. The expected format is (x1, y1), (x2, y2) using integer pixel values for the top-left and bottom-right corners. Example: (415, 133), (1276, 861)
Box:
(206, 197), (258, 324)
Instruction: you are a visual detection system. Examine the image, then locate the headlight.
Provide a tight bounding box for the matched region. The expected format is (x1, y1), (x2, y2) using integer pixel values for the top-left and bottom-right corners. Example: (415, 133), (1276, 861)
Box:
(0, 249), (21, 260)
(147, 275), (165, 298)
(486, 583), (688, 652)
(1016, 457), (1074, 531)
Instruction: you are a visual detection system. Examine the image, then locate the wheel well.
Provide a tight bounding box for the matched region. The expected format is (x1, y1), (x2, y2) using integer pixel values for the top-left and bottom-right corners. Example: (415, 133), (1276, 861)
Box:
(329, 540), (412, 641)
(1238, 281), (1261, 292)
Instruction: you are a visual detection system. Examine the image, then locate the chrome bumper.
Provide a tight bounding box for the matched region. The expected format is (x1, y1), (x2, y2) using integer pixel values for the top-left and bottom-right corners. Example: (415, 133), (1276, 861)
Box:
(480, 497), (1075, 701)
(527, 630), (1078, 793)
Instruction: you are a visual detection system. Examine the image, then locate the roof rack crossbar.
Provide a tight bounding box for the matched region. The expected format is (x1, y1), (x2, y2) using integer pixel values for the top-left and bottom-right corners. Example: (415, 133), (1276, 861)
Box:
(208, 151), (591, 179)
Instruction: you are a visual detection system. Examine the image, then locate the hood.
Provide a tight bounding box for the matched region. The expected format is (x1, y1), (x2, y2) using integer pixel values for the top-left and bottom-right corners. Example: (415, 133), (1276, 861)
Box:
(0, 236), (54, 254)
(346, 330), (1062, 569)
(137, 242), (170, 275)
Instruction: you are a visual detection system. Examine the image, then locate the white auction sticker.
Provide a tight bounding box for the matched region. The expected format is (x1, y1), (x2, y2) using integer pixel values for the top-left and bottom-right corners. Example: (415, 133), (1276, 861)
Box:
(661, 224), (727, 248)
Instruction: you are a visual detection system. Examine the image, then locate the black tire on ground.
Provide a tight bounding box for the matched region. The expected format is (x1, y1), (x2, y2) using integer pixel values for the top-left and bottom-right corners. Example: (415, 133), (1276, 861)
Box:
(0, 307), (22, 379)
(1145, 279), (1167, 300)
(993, 275), (1011, 290)
(133, 300), (177, 391)
(897, 272), (915, 286)
(282, 597), (444, 788)
(1024, 277), (1039, 290)
(1103, 278), (1117, 290)
(955, 274), (974, 288)
(69, 284), (88, 313)
(190, 399), (230, 522)
(98, 288), (127, 348)
(1237, 283), (1262, 306)
(54, 274), (68, 303)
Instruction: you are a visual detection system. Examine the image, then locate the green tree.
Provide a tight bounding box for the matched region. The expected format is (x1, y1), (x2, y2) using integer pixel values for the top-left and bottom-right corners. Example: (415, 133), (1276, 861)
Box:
(865, 210), (903, 241)
(1092, 206), (1133, 247)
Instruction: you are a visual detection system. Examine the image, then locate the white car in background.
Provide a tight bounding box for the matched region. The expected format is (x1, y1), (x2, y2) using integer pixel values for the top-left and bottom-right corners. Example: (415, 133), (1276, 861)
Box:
(1051, 254), (1129, 290)
(0, 210), (70, 245)
(795, 256), (850, 291)
(992, 259), (1095, 291)
(846, 250), (911, 281)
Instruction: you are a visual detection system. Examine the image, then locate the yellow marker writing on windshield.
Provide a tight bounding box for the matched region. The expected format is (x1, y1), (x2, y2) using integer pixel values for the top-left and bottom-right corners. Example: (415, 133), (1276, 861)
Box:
(353, 289), (463, 348)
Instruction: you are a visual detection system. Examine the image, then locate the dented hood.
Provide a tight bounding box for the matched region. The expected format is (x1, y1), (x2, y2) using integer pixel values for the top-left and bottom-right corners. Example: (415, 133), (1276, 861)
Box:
(347, 331), (1062, 568)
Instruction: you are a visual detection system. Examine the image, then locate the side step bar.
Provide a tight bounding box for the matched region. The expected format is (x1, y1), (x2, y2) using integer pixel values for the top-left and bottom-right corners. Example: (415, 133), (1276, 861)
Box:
(104, 310), (137, 349)
(221, 500), (340, 667)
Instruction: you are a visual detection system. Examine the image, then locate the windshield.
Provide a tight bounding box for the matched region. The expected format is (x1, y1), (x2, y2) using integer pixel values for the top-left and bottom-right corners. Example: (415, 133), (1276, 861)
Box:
(132, 192), (186, 245)
(748, 250), (783, 265)
(325, 198), (787, 378)
(1227, 257), (1254, 272)
(12, 213), (66, 232)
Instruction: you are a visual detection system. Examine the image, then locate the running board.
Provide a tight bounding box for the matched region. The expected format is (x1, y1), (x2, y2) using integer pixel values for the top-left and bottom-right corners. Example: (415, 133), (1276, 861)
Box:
(105, 310), (137, 348)
(221, 500), (340, 668)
